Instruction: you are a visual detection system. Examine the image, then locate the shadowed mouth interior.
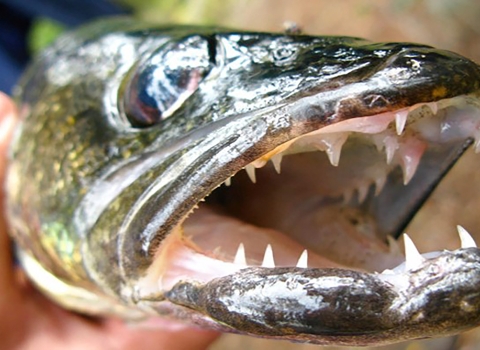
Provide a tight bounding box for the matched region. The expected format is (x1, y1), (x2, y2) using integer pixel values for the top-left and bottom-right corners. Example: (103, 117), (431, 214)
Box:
(143, 95), (480, 293)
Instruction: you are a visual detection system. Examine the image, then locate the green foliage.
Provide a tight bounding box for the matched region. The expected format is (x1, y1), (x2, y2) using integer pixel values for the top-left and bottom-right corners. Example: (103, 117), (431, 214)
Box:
(117, 0), (235, 24)
(27, 0), (235, 54)
(28, 17), (66, 55)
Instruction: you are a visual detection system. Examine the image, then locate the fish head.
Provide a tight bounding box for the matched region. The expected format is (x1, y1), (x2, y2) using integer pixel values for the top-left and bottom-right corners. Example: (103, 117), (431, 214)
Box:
(8, 20), (480, 345)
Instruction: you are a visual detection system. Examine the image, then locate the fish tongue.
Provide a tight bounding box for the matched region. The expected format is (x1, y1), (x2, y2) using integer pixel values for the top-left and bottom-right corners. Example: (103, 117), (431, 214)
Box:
(164, 267), (395, 337)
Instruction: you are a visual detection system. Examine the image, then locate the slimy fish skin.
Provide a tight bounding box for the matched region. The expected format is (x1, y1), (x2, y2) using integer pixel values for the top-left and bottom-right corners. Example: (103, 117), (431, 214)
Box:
(7, 17), (480, 346)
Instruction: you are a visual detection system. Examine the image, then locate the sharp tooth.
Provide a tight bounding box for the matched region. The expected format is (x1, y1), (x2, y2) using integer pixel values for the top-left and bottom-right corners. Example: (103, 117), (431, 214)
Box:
(326, 133), (348, 167)
(261, 244), (275, 268)
(326, 147), (341, 166)
(457, 225), (477, 248)
(271, 153), (283, 174)
(372, 133), (386, 152)
(426, 102), (438, 115)
(397, 138), (427, 185)
(245, 164), (256, 183)
(395, 110), (408, 135)
(403, 233), (424, 270)
(234, 243), (247, 265)
(314, 133), (348, 167)
(383, 135), (398, 164)
(357, 183), (370, 203)
(296, 249), (308, 268)
(224, 177), (232, 186)
(374, 173), (387, 196)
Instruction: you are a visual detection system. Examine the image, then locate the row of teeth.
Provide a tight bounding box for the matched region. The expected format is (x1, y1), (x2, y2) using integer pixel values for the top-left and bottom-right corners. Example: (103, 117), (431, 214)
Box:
(225, 98), (480, 202)
(236, 128), (424, 186)
(231, 226), (477, 273)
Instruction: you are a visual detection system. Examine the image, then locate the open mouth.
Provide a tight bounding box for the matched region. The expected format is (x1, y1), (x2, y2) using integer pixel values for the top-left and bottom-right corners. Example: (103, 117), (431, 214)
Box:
(128, 94), (480, 345)
(140, 94), (480, 293)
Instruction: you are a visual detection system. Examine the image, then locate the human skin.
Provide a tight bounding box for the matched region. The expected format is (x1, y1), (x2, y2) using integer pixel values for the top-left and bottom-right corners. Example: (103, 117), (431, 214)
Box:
(0, 92), (220, 350)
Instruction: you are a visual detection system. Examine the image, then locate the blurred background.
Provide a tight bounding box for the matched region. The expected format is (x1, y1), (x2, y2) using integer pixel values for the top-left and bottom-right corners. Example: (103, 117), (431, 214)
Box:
(2, 0), (480, 349)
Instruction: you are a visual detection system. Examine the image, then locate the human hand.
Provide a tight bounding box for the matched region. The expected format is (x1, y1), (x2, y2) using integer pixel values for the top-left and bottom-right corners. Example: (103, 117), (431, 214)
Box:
(0, 92), (220, 350)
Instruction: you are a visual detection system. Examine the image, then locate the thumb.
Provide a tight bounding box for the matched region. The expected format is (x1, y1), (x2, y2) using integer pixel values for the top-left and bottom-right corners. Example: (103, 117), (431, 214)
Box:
(0, 92), (19, 304)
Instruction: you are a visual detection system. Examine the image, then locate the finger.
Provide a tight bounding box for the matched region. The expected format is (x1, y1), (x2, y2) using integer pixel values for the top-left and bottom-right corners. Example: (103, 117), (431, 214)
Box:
(105, 318), (220, 350)
(0, 92), (19, 292)
(127, 327), (220, 350)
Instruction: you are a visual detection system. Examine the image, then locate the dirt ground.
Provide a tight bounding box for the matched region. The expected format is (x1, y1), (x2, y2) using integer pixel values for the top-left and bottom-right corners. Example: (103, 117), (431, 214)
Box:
(141, 1), (480, 349)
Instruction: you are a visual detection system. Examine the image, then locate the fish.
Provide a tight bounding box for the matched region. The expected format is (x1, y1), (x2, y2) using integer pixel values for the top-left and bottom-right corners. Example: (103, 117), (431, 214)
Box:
(6, 17), (480, 346)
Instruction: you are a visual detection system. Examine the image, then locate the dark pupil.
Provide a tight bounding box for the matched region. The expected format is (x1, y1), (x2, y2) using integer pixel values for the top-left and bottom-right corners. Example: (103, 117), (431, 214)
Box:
(123, 35), (213, 128)
(124, 71), (163, 127)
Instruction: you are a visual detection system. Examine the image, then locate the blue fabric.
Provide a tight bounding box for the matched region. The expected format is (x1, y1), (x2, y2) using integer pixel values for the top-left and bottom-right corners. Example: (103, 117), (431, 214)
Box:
(0, 0), (128, 93)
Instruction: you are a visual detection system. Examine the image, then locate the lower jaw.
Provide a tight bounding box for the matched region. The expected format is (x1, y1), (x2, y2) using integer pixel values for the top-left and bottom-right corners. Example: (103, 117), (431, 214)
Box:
(138, 234), (480, 347)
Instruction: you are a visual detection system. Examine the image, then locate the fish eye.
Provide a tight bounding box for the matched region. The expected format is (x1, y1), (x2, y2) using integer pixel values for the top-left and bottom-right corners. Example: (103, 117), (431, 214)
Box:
(122, 35), (215, 128)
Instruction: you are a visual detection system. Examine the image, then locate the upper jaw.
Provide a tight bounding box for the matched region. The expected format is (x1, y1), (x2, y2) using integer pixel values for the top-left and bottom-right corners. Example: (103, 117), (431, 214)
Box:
(118, 34), (480, 258)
